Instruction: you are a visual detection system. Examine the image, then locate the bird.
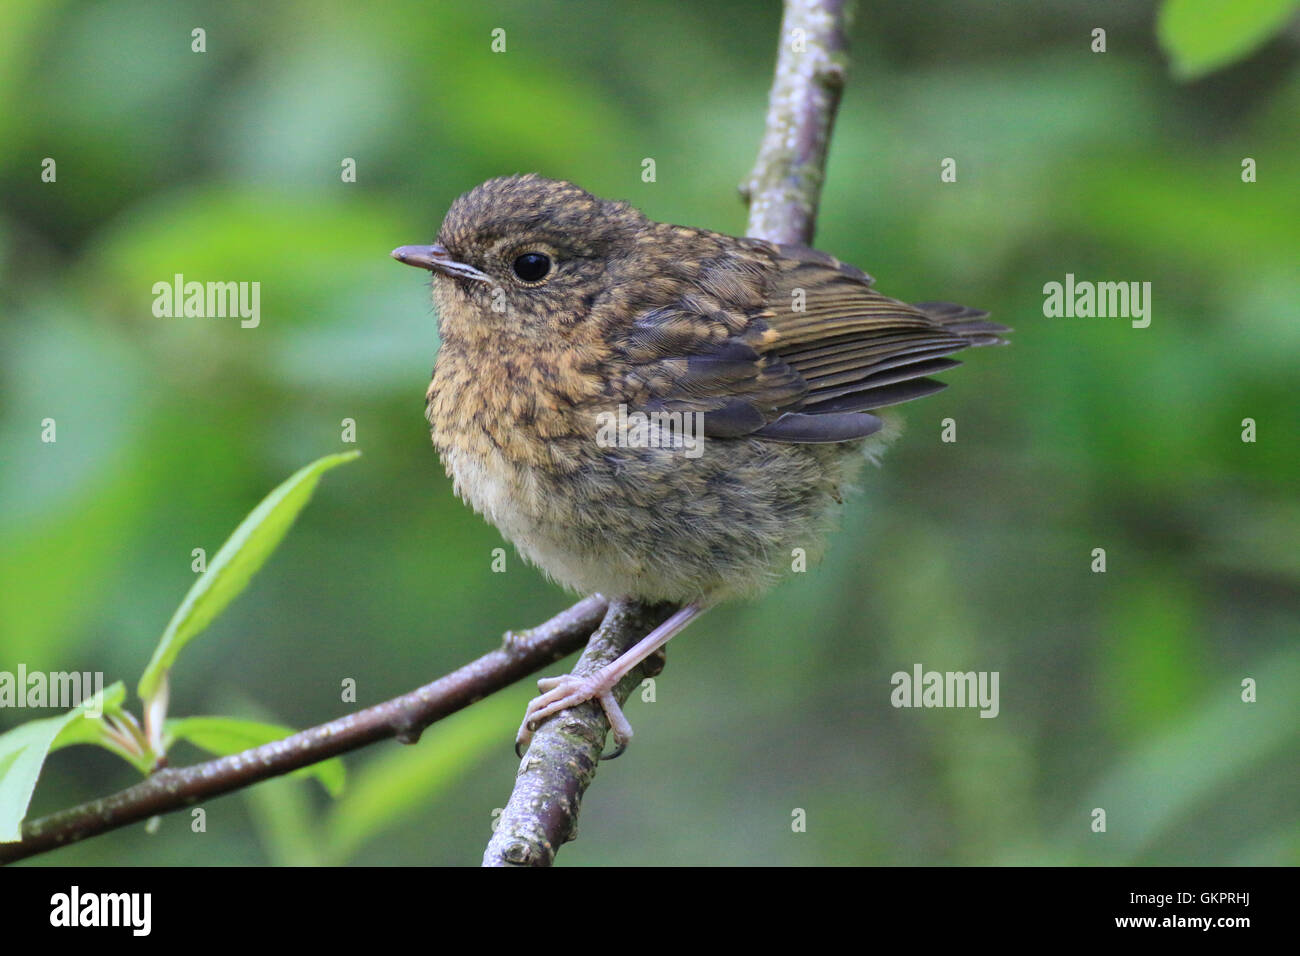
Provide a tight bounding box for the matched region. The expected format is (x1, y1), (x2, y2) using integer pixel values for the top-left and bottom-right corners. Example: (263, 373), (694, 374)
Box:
(392, 174), (1009, 757)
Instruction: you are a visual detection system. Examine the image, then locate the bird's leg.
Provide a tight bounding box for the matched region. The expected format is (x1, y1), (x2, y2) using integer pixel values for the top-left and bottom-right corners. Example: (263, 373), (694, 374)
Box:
(515, 601), (709, 759)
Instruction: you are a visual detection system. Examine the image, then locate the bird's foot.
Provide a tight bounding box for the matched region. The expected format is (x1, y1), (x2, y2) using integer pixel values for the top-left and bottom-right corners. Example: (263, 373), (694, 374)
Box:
(514, 669), (632, 760)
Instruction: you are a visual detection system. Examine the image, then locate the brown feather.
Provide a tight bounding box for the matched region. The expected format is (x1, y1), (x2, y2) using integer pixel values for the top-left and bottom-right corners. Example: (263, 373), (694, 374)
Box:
(610, 233), (1008, 444)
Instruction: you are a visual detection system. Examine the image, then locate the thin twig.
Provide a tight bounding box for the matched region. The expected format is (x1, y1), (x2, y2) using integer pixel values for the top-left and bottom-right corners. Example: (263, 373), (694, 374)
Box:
(744, 0), (853, 245)
(480, 0), (855, 867)
(0, 595), (608, 864)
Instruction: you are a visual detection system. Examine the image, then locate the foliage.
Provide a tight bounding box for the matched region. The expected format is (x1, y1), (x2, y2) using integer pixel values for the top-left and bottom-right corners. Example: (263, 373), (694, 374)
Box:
(1, 0), (1295, 865)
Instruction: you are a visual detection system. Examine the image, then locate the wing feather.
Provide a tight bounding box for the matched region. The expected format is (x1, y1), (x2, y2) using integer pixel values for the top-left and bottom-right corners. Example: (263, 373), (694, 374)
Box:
(607, 237), (1009, 444)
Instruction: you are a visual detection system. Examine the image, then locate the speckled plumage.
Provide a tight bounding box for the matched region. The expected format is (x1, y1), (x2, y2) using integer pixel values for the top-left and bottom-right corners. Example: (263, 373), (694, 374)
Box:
(412, 174), (1007, 604)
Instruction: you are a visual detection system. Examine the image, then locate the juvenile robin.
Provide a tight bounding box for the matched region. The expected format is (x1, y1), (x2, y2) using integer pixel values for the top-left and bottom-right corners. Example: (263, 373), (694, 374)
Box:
(393, 174), (1008, 756)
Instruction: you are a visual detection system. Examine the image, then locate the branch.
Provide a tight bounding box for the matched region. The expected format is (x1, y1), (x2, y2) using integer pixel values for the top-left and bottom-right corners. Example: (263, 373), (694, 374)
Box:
(482, 599), (675, 866)
(481, 0), (855, 867)
(0, 595), (609, 865)
(744, 0), (853, 245)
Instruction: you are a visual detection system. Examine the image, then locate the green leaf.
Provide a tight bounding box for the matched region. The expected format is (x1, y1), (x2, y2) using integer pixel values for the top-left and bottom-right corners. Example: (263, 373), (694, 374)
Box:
(49, 680), (128, 751)
(0, 682), (126, 842)
(1064, 646), (1300, 863)
(243, 776), (325, 866)
(137, 450), (360, 704)
(164, 716), (345, 797)
(1158, 0), (1300, 80)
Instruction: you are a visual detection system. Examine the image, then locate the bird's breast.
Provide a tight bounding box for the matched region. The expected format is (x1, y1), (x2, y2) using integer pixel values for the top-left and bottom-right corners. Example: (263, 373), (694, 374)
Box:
(424, 338), (614, 527)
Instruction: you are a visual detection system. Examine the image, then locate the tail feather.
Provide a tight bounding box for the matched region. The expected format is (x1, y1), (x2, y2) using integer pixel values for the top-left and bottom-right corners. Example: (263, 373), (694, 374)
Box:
(913, 301), (1012, 346)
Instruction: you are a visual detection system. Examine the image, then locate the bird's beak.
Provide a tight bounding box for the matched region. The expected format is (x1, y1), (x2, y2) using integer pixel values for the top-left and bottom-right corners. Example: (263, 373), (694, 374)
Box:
(390, 244), (492, 283)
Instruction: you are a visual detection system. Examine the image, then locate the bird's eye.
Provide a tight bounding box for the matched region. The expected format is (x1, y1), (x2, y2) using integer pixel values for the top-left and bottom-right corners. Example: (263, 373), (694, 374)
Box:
(511, 252), (551, 282)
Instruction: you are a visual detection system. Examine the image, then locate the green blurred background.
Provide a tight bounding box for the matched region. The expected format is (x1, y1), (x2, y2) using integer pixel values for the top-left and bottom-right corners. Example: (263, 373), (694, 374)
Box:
(2, 0), (1297, 866)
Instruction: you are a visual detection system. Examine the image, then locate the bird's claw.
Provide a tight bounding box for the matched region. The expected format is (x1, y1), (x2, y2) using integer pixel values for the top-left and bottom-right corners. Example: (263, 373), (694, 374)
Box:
(513, 672), (633, 760)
